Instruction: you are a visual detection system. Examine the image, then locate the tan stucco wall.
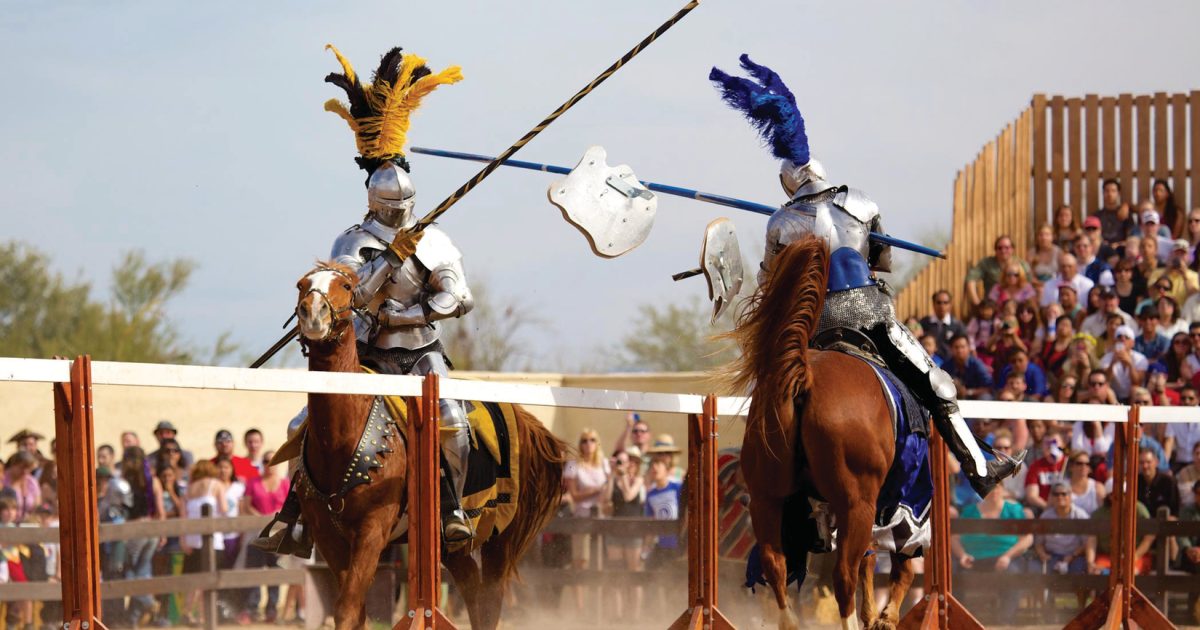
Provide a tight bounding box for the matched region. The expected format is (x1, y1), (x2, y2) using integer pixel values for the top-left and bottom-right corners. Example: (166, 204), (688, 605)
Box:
(0, 371), (743, 463)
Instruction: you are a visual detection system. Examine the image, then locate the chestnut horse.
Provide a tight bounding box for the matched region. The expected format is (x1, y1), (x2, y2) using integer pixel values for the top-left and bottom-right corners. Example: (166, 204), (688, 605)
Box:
(725, 237), (916, 630)
(294, 262), (567, 630)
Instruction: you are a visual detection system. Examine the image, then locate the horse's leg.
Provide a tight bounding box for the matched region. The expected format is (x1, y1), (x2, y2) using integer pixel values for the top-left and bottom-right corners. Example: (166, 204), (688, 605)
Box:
(833, 502), (875, 630)
(857, 547), (879, 628)
(475, 540), (511, 630)
(443, 550), (483, 629)
(872, 553), (914, 630)
(747, 497), (799, 630)
(332, 518), (388, 630)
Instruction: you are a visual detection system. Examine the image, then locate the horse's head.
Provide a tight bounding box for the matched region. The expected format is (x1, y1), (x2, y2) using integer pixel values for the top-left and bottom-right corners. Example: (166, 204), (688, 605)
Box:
(296, 262), (358, 342)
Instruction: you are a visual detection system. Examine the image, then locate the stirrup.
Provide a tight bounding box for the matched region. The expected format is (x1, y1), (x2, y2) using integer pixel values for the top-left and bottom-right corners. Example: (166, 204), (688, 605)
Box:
(251, 517), (313, 559)
(442, 509), (474, 543)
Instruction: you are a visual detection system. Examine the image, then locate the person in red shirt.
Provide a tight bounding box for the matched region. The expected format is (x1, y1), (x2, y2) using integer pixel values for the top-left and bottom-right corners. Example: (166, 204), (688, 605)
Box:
(1024, 434), (1068, 512)
(211, 429), (259, 481)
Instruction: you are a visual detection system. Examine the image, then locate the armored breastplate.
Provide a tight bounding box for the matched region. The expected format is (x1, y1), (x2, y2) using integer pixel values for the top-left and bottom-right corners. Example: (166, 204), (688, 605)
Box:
(372, 256), (439, 351)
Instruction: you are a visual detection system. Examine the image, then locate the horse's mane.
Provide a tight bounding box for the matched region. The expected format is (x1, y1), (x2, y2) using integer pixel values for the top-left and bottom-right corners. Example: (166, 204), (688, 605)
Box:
(720, 236), (829, 446)
(304, 259), (358, 284)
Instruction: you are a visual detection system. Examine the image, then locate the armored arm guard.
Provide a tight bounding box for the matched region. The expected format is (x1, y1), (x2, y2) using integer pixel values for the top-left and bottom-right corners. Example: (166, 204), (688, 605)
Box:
(330, 226), (396, 307)
(377, 228), (474, 327)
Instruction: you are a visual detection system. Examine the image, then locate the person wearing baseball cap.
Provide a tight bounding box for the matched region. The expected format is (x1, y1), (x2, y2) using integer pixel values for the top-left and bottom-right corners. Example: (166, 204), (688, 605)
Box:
(1080, 286), (1136, 338)
(1147, 237), (1200, 307)
(149, 420), (194, 472)
(211, 429), (259, 481)
(1099, 324), (1148, 402)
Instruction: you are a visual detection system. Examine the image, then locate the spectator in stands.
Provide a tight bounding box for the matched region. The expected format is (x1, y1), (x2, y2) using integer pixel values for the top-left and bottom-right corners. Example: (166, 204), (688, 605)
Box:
(1040, 253), (1094, 308)
(1070, 418), (1115, 464)
(1177, 444), (1200, 509)
(121, 431), (140, 452)
(182, 461), (226, 625)
(1100, 326), (1148, 402)
(1058, 285), (1084, 325)
(952, 485), (1031, 615)
(149, 420), (194, 472)
(564, 428), (612, 612)
(919, 289), (967, 361)
(244, 450), (289, 623)
(1165, 392), (1200, 472)
(1094, 179), (1135, 245)
(945, 333), (993, 400)
(613, 413), (652, 462)
(1186, 208), (1200, 249)
(1164, 332), (1193, 390)
(1028, 225), (1061, 284)
(989, 263), (1037, 307)
(0, 495), (33, 629)
(606, 447), (646, 622)
(8, 429), (49, 478)
(1149, 239), (1199, 306)
(1152, 179), (1183, 238)
(155, 437), (188, 483)
(243, 429), (265, 474)
(1144, 369), (1180, 406)
(1049, 375), (1079, 405)
(1061, 336), (1100, 396)
(2, 452), (40, 522)
(1088, 495), (1155, 575)
(1026, 435), (1069, 512)
(1015, 301), (1045, 356)
(1138, 206), (1172, 247)
(1112, 259), (1144, 316)
(995, 349), (1048, 401)
(1081, 288), (1136, 338)
(154, 462), (185, 626)
(967, 300), (1002, 366)
(1035, 481), (1090, 579)
(1040, 315), (1076, 377)
(644, 437), (683, 569)
(1177, 481), (1200, 616)
(1181, 267), (1200, 322)
(1075, 234), (1112, 287)
(120, 446), (165, 627)
(967, 235), (1032, 307)
(1134, 307), (1170, 362)
(1064, 450), (1106, 515)
(1138, 447), (1181, 517)
(96, 444), (116, 475)
(1053, 204), (1081, 250)
(213, 454), (248, 621)
(211, 430), (258, 482)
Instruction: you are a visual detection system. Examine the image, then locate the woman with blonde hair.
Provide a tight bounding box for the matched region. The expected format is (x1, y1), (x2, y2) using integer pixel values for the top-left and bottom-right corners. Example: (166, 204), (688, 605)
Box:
(988, 263), (1037, 306)
(563, 428), (611, 612)
(1028, 224), (1061, 285)
(181, 460), (227, 624)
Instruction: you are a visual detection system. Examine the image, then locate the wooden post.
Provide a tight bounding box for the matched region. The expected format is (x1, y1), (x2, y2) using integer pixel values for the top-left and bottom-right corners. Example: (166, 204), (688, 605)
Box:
(1065, 407), (1173, 629)
(670, 395), (734, 630)
(201, 504), (218, 630)
(898, 432), (983, 630)
(396, 374), (455, 630)
(54, 355), (106, 630)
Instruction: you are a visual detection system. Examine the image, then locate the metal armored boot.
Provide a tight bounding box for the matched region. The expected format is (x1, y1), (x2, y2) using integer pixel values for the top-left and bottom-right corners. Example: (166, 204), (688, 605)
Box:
(932, 403), (1027, 498)
(439, 399), (474, 543)
(250, 472), (313, 558)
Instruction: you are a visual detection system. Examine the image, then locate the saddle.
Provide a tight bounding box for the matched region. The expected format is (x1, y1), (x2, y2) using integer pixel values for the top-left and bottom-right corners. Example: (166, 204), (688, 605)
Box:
(274, 387), (523, 553)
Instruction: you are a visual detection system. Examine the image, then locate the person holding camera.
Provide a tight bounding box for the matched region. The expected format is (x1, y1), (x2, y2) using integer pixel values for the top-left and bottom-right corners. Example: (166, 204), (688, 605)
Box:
(1148, 239), (1200, 307)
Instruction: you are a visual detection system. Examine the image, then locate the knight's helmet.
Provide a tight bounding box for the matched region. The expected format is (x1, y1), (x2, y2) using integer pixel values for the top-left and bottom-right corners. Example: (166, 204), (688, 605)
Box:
(708, 55), (830, 201)
(323, 44), (463, 230)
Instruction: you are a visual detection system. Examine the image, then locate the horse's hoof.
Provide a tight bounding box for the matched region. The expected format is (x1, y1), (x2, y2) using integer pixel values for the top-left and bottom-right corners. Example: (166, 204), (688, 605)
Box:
(867, 620), (896, 630)
(778, 608), (800, 630)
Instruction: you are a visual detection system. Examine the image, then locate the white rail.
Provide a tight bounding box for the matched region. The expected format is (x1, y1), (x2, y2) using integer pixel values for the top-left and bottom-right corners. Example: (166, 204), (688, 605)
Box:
(1, 357), (1197, 423)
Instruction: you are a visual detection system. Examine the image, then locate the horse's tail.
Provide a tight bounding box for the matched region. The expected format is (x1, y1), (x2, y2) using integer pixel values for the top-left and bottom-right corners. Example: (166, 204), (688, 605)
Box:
(493, 405), (568, 584)
(721, 236), (829, 446)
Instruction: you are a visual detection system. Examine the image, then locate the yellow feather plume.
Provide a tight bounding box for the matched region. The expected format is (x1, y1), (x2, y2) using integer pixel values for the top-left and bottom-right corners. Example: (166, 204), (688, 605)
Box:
(323, 99), (366, 155)
(324, 44), (358, 87)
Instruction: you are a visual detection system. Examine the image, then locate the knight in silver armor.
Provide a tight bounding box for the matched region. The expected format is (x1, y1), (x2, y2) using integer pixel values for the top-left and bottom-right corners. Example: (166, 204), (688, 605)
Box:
(252, 43), (471, 555)
(712, 54), (1024, 500)
(331, 159), (476, 542)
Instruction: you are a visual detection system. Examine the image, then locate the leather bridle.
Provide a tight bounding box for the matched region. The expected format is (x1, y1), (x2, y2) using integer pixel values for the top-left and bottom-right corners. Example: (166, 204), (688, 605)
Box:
(297, 265), (358, 346)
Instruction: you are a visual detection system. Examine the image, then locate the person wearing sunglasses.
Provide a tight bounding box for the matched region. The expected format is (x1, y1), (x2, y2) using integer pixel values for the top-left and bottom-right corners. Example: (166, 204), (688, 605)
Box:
(1164, 388), (1200, 472)
(1035, 482), (1091, 583)
(149, 419), (195, 473)
(919, 290), (967, 362)
(563, 428), (612, 613)
(1064, 450), (1106, 516)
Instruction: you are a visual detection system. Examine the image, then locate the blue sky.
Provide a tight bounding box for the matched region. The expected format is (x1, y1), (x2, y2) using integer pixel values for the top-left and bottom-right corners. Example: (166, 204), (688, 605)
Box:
(2, 1), (1197, 369)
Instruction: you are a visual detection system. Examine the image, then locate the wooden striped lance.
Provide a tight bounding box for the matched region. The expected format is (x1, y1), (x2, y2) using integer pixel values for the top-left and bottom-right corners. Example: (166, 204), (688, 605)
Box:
(412, 0), (701, 232)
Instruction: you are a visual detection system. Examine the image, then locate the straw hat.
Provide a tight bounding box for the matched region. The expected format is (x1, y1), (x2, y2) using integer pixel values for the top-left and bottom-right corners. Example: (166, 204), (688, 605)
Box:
(645, 434), (682, 455)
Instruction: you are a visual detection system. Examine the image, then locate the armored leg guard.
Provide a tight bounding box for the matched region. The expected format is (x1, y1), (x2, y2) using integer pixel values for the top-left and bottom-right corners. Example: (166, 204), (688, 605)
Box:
(438, 398), (474, 543)
(932, 405), (1027, 498)
(250, 473), (313, 558)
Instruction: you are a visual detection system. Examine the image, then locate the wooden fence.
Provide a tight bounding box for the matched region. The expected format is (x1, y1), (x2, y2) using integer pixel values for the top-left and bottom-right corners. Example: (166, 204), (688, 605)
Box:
(896, 90), (1200, 321)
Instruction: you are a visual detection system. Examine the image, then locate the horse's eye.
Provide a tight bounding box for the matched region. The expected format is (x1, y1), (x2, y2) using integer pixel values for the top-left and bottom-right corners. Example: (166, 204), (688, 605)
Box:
(342, 283), (352, 291)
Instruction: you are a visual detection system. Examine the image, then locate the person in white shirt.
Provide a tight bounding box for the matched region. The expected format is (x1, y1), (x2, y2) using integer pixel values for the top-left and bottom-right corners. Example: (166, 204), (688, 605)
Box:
(1041, 253), (1095, 308)
(1080, 287), (1137, 338)
(1164, 387), (1200, 470)
(1099, 326), (1148, 402)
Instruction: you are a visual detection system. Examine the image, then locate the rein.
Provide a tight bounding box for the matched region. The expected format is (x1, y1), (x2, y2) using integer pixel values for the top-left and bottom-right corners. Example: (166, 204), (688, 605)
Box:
(298, 265), (359, 352)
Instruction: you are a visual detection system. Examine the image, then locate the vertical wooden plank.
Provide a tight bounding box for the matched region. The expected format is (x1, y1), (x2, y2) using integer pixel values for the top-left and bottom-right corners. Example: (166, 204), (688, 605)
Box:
(1119, 94), (1134, 200)
(1068, 97), (1083, 213)
(1032, 94), (1048, 227)
(1051, 95), (1066, 211)
(1173, 93), (1189, 214)
(1022, 108), (1033, 243)
(1192, 91), (1200, 219)
(1085, 95), (1100, 214)
(953, 171), (965, 317)
(1153, 92), (1169, 182)
(1136, 94), (1151, 203)
(1102, 97), (1117, 179)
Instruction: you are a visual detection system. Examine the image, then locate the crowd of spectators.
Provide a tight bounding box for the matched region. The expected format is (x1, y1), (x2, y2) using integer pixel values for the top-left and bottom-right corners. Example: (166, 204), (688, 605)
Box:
(911, 179), (1200, 619)
(1, 423), (299, 629)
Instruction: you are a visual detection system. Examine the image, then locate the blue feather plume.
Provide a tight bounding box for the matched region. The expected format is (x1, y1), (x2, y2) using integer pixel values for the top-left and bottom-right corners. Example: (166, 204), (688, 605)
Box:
(709, 54), (809, 165)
